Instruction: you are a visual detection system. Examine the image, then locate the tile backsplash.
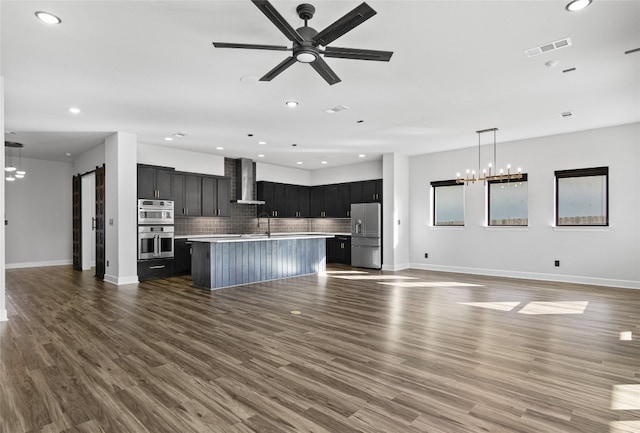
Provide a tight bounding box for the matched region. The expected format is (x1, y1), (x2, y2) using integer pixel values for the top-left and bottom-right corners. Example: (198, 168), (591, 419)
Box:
(174, 158), (352, 236)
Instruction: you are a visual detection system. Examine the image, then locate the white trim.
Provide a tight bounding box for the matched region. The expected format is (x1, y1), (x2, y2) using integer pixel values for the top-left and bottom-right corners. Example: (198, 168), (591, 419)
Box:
(409, 263), (640, 290)
(0, 309), (7, 322)
(103, 274), (139, 286)
(5, 259), (73, 269)
(382, 263), (410, 272)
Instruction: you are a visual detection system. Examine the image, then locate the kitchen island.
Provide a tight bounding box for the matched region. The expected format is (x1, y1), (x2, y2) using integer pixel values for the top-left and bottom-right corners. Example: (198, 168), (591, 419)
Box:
(188, 234), (333, 290)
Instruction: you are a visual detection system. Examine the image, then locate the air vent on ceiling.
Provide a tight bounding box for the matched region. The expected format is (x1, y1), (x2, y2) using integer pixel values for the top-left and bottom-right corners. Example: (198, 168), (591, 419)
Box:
(326, 104), (350, 114)
(525, 38), (572, 57)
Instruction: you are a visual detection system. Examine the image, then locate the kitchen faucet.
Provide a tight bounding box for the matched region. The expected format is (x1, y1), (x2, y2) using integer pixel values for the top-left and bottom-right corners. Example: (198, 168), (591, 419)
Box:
(257, 212), (271, 237)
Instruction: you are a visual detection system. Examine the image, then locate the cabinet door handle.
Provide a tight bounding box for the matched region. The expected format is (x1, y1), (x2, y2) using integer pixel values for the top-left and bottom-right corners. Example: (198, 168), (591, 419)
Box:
(149, 265), (166, 269)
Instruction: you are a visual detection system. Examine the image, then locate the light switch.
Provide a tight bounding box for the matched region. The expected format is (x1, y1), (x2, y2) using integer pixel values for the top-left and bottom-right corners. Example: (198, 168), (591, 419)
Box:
(109, 218), (114, 225)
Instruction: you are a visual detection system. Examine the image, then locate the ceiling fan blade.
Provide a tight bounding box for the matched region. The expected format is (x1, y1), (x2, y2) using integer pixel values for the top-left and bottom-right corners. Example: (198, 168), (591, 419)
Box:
(310, 56), (341, 85)
(212, 42), (289, 51)
(260, 56), (297, 81)
(312, 2), (376, 47)
(323, 46), (393, 61)
(252, 0), (304, 44)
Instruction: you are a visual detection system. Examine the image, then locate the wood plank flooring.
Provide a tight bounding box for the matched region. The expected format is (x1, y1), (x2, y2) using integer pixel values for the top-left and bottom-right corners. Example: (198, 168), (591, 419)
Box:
(1, 265), (639, 433)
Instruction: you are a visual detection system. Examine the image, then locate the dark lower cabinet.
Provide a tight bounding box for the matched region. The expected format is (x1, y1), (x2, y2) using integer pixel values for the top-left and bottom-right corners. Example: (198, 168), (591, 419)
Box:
(173, 239), (192, 276)
(327, 236), (351, 265)
(138, 258), (174, 281)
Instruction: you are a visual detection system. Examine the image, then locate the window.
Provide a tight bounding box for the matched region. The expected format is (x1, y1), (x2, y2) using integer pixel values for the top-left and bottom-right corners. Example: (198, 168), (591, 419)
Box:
(555, 167), (608, 226)
(488, 174), (528, 226)
(431, 180), (464, 226)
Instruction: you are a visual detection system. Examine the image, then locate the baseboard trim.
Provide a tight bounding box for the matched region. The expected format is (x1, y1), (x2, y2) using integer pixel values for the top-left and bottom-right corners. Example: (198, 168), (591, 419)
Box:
(0, 309), (7, 322)
(382, 263), (411, 272)
(103, 274), (140, 286)
(5, 259), (73, 269)
(409, 263), (640, 290)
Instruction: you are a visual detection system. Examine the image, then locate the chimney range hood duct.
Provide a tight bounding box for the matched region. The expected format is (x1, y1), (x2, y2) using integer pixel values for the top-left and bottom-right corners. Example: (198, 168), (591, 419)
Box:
(232, 158), (265, 205)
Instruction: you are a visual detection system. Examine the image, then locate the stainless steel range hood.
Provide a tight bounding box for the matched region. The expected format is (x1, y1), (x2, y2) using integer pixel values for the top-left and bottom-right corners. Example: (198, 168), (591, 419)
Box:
(232, 158), (265, 205)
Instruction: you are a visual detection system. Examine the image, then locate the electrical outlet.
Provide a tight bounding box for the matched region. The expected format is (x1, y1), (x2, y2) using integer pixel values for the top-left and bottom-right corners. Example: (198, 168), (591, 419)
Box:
(554, 260), (560, 267)
(107, 260), (110, 267)
(424, 253), (429, 259)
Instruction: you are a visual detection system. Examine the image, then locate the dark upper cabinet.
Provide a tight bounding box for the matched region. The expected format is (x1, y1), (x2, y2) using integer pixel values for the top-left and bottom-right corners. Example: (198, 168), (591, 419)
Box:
(338, 183), (352, 218)
(137, 165), (174, 199)
(174, 173), (202, 216)
(362, 179), (383, 203)
(309, 186), (325, 218)
(257, 179), (382, 219)
(258, 182), (307, 217)
(202, 176), (230, 217)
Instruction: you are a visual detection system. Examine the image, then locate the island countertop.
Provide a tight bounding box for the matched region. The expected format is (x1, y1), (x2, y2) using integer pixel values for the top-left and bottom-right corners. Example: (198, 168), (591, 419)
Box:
(177, 232), (349, 240)
(187, 233), (336, 243)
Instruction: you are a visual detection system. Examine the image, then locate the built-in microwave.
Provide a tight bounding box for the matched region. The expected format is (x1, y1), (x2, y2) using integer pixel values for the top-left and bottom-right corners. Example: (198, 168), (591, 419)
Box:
(138, 225), (174, 260)
(138, 199), (174, 225)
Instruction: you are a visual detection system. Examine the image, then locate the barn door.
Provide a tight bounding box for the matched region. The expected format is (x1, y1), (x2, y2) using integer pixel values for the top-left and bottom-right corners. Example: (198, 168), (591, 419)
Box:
(72, 174), (82, 270)
(95, 164), (106, 279)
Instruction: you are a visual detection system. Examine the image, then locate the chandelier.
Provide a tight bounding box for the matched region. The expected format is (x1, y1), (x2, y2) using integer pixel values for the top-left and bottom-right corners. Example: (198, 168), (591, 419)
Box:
(5, 141), (27, 182)
(456, 128), (522, 184)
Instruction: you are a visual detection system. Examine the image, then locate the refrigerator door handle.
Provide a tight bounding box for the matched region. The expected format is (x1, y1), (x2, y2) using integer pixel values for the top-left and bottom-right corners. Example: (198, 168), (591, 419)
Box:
(354, 219), (362, 234)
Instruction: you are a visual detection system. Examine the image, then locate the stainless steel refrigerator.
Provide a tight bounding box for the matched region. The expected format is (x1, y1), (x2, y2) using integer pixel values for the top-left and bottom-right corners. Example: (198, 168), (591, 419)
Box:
(351, 203), (381, 269)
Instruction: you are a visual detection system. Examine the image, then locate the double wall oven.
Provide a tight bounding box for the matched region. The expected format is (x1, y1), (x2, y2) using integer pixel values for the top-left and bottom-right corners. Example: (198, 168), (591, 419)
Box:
(137, 199), (174, 260)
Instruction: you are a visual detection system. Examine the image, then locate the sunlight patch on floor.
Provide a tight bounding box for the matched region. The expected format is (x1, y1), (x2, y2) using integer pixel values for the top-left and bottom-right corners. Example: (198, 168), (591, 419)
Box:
(619, 331), (633, 341)
(331, 275), (418, 280)
(518, 301), (589, 315)
(324, 270), (370, 275)
(609, 420), (640, 433)
(611, 384), (640, 410)
(380, 281), (484, 288)
(458, 301), (521, 311)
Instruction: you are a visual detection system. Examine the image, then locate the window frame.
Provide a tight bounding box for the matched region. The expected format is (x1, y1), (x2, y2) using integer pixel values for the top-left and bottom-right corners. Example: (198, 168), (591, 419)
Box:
(431, 179), (465, 227)
(487, 173), (529, 227)
(554, 166), (609, 227)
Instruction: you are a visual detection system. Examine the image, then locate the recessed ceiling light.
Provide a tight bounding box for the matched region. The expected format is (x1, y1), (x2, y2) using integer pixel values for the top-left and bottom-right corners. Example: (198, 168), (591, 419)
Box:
(291, 144), (298, 147)
(68, 107), (81, 114)
(545, 60), (559, 68)
(357, 120), (364, 123)
(164, 137), (174, 141)
(258, 141), (266, 145)
(258, 154), (265, 158)
(358, 154), (366, 158)
(216, 146), (224, 150)
(35, 11), (61, 24)
(173, 132), (188, 138)
(565, 0), (592, 12)
(562, 67), (577, 73)
(321, 161), (328, 165)
(296, 161), (303, 165)
(561, 111), (574, 118)
(65, 152), (72, 157)
(285, 101), (299, 108)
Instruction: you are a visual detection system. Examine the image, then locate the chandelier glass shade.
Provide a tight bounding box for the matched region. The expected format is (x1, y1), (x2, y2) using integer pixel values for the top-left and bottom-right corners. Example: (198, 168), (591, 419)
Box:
(5, 141), (26, 182)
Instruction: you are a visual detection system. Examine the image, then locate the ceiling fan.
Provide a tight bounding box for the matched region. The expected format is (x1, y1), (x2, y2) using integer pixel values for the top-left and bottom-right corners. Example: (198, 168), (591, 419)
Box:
(212, 0), (393, 85)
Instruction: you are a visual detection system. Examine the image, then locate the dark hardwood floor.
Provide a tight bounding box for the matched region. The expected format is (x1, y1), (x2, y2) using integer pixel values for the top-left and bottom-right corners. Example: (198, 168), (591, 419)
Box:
(1, 265), (639, 433)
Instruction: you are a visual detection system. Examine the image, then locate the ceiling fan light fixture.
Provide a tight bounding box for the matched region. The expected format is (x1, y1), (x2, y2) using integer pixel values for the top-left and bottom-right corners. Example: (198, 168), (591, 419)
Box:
(295, 51), (317, 63)
(285, 100), (299, 108)
(565, 0), (592, 12)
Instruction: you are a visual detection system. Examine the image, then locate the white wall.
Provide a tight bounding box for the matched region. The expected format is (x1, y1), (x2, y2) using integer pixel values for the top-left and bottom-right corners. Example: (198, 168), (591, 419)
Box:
(1, 77), (6, 321)
(257, 162), (311, 185)
(409, 123), (640, 288)
(104, 132), (138, 285)
(310, 160), (382, 185)
(5, 157), (73, 268)
(73, 142), (105, 175)
(137, 143), (224, 176)
(382, 153), (410, 271)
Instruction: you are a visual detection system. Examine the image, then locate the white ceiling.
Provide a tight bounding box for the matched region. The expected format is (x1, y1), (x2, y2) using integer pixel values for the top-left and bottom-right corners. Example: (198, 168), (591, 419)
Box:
(2, 1), (639, 168)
